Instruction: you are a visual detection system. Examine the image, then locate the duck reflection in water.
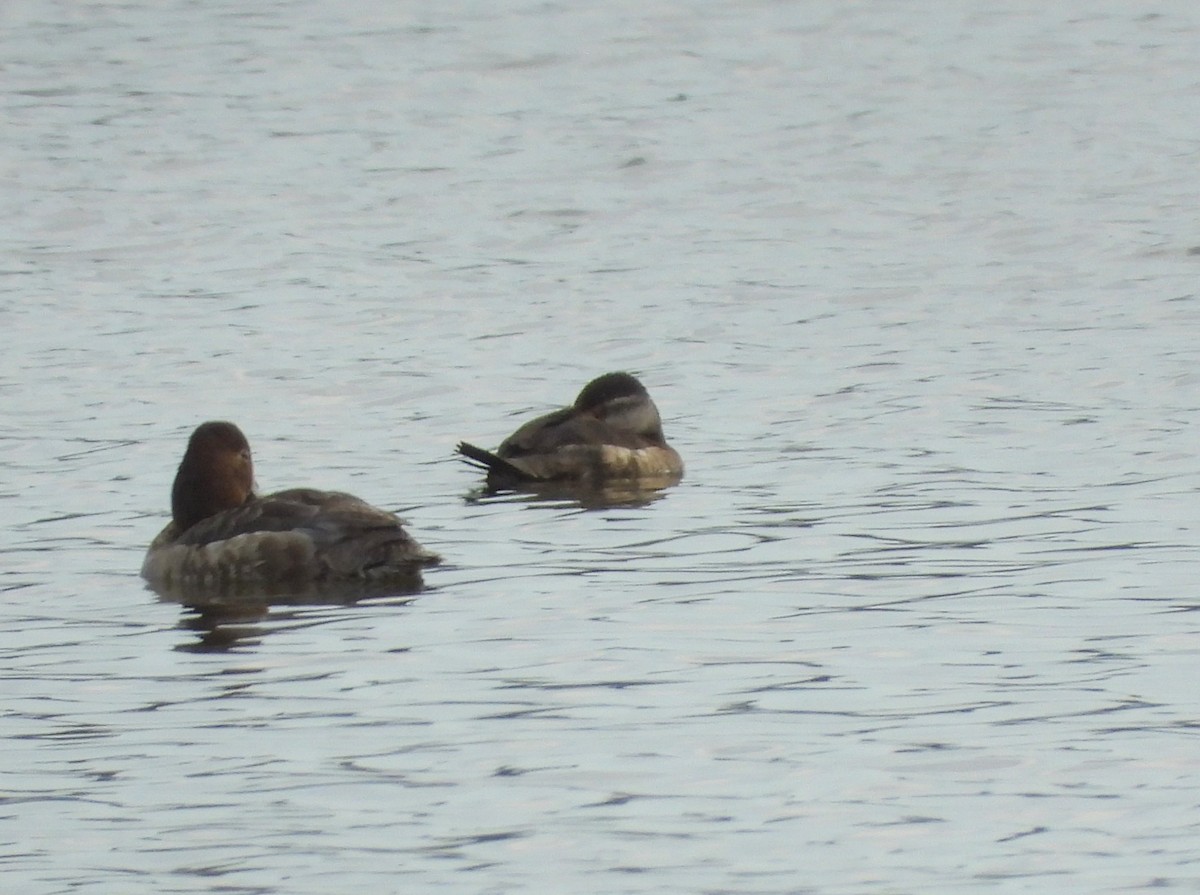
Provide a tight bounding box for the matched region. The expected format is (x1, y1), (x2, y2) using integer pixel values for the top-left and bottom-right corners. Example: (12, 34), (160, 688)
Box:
(143, 421), (439, 608)
(174, 592), (421, 653)
(457, 372), (683, 506)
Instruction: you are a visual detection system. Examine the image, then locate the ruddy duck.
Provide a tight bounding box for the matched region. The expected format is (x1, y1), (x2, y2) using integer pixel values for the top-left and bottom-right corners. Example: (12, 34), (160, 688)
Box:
(457, 372), (684, 489)
(142, 421), (439, 592)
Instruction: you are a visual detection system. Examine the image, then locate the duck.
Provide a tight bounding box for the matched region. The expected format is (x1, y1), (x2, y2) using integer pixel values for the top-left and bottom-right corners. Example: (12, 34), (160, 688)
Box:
(457, 372), (684, 489)
(142, 421), (439, 593)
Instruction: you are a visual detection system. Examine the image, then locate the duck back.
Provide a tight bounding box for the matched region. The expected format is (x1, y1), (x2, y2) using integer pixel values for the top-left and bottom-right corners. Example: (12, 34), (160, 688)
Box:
(144, 488), (439, 593)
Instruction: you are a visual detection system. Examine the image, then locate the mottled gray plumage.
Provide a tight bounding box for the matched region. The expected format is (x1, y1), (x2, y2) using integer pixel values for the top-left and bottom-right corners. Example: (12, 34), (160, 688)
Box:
(144, 422), (438, 596)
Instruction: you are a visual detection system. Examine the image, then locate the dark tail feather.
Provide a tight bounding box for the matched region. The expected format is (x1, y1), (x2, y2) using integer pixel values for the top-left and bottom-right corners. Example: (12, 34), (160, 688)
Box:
(456, 442), (538, 482)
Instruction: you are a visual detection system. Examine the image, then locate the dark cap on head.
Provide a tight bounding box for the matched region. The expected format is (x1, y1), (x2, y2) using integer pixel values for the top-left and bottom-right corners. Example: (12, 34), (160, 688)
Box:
(574, 372), (648, 412)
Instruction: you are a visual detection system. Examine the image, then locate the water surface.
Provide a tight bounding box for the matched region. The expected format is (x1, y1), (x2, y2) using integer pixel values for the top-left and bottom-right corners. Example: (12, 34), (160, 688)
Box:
(2, 2), (1199, 892)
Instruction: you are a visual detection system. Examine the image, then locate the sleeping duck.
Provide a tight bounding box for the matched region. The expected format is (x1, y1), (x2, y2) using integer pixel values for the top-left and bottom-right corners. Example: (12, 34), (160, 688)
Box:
(457, 372), (683, 490)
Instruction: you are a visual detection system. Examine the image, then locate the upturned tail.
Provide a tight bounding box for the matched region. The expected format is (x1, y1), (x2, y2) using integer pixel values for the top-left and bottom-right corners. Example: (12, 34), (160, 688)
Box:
(456, 442), (539, 482)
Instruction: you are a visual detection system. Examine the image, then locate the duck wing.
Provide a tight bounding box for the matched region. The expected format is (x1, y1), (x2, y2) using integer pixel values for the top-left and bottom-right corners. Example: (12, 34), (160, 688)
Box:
(265, 489), (439, 571)
(173, 488), (438, 571)
(499, 409), (649, 455)
(171, 492), (322, 546)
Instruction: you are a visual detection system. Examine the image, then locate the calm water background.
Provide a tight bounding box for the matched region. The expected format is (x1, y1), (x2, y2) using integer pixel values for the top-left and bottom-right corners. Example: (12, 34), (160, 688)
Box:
(3, 1), (1199, 892)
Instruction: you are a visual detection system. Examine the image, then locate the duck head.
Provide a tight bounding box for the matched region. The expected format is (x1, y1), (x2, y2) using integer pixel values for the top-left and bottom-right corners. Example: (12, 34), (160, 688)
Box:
(573, 372), (665, 441)
(170, 421), (256, 532)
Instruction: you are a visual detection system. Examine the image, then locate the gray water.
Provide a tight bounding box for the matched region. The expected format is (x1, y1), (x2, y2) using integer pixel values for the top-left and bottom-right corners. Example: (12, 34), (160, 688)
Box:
(3, 1), (1199, 892)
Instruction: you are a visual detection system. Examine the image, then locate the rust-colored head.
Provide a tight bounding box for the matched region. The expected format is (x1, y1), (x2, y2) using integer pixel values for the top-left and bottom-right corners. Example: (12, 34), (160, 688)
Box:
(170, 421), (255, 532)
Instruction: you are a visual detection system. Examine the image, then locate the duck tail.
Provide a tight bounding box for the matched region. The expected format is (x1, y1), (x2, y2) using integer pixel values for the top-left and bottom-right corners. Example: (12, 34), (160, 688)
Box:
(456, 442), (537, 482)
